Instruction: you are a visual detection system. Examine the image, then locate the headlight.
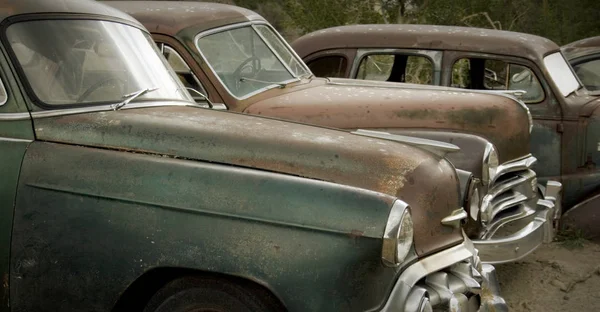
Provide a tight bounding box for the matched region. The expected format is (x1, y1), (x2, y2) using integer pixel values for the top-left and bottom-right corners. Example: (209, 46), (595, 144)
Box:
(382, 200), (414, 267)
(482, 143), (499, 185)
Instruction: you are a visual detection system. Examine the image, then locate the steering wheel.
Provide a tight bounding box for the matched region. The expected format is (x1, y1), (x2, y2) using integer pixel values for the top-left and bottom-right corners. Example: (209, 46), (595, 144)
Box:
(233, 56), (261, 90)
(77, 77), (126, 102)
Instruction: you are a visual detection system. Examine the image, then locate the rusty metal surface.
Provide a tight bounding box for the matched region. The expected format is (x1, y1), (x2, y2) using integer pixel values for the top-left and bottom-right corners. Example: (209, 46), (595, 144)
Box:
(291, 24), (559, 63)
(563, 36), (600, 50)
(0, 0), (140, 27)
(33, 105), (463, 256)
(11, 141), (399, 311)
(103, 1), (264, 36)
(246, 78), (530, 163)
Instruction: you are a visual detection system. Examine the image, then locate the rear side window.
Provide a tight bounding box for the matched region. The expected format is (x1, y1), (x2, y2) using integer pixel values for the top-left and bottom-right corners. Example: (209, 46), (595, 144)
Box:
(356, 54), (433, 85)
(307, 56), (347, 78)
(452, 58), (544, 103)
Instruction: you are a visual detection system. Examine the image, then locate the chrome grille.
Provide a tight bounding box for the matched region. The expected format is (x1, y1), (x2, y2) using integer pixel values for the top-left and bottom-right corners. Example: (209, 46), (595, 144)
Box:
(479, 156), (539, 240)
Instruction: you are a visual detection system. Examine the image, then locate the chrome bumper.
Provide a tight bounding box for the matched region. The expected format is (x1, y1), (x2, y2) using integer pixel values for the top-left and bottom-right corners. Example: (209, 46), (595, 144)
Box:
(474, 180), (562, 264)
(380, 237), (507, 312)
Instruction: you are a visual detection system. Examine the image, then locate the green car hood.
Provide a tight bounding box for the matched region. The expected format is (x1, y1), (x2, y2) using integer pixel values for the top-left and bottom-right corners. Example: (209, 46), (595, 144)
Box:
(33, 105), (462, 255)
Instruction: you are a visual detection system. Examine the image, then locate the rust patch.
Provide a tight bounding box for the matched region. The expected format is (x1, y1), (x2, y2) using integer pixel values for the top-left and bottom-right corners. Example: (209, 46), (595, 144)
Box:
(349, 229), (364, 239)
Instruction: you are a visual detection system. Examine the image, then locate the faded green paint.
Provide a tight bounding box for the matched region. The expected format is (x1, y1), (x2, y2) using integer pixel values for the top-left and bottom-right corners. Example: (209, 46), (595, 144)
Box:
(12, 142), (397, 311)
(33, 106), (463, 256)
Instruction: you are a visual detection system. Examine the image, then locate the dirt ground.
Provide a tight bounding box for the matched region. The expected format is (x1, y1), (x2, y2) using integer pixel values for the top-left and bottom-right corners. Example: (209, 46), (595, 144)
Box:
(495, 240), (600, 311)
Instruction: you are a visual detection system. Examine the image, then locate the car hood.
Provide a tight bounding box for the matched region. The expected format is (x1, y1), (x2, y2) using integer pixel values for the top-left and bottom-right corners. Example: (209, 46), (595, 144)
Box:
(246, 78), (531, 164)
(33, 104), (463, 256)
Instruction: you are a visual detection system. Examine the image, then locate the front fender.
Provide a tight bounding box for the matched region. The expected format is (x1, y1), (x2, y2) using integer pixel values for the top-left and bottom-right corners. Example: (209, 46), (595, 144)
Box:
(371, 129), (489, 179)
(11, 142), (398, 312)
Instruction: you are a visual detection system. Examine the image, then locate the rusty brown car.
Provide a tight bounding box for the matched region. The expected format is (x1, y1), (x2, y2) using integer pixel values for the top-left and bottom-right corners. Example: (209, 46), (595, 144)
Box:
(562, 36), (600, 91)
(104, 1), (561, 264)
(0, 0), (509, 311)
(292, 24), (600, 239)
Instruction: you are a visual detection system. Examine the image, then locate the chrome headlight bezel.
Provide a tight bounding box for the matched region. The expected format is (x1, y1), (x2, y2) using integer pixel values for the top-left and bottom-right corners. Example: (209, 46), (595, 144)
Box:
(482, 143), (499, 186)
(382, 200), (414, 267)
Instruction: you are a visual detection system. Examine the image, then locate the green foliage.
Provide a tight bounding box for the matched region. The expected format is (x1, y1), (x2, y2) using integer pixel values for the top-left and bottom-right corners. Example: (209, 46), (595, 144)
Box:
(226, 0), (600, 45)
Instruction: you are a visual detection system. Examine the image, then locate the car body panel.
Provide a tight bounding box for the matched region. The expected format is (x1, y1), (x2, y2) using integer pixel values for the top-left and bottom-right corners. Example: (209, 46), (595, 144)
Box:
(11, 142), (400, 311)
(32, 105), (463, 256)
(292, 24), (599, 213)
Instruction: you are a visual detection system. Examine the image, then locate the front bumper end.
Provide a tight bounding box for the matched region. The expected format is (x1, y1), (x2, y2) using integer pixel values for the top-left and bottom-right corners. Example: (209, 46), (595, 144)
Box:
(474, 180), (562, 264)
(380, 237), (507, 312)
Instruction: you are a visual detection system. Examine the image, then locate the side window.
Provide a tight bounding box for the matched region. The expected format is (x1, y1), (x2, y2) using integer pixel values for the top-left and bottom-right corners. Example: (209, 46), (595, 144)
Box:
(572, 58), (600, 91)
(160, 44), (207, 100)
(451, 58), (544, 103)
(307, 56), (347, 78)
(356, 54), (433, 84)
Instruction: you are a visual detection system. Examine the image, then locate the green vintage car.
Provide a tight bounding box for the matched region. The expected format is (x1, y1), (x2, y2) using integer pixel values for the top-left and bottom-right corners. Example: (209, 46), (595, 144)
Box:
(0, 0), (506, 311)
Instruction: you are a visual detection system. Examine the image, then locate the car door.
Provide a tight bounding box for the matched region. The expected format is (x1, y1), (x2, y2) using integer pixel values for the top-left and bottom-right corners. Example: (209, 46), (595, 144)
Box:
(0, 46), (34, 311)
(441, 51), (564, 187)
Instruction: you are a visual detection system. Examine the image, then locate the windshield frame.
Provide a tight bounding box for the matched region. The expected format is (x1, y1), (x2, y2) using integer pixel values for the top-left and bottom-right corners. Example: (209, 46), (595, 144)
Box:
(3, 16), (193, 110)
(194, 21), (313, 101)
(543, 51), (583, 97)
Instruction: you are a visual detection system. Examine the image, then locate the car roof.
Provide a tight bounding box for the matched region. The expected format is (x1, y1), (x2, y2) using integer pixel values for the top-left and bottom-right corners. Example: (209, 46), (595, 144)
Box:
(291, 24), (559, 62)
(562, 36), (600, 61)
(0, 0), (141, 27)
(103, 1), (266, 37)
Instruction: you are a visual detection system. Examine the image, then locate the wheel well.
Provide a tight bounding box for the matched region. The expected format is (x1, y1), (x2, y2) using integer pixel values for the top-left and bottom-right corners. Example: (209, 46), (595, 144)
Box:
(111, 267), (286, 312)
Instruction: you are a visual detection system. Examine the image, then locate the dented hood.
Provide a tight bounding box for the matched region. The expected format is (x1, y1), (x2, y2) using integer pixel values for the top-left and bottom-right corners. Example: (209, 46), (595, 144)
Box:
(247, 78), (531, 163)
(33, 105), (463, 255)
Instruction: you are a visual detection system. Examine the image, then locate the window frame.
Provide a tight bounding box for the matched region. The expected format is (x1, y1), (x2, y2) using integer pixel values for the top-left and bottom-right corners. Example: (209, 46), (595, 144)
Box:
(159, 43), (208, 99)
(306, 54), (349, 78)
(194, 21), (312, 101)
(351, 49), (442, 85)
(450, 55), (547, 104)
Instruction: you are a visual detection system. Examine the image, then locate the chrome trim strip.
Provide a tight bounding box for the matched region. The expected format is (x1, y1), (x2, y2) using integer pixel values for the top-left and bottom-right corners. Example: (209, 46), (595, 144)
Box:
(475, 208), (549, 264)
(194, 21), (308, 101)
(352, 129), (460, 157)
(252, 24), (296, 77)
(0, 136), (32, 143)
(0, 112), (31, 121)
(0, 78), (7, 107)
(493, 155), (537, 182)
(483, 206), (536, 239)
(489, 194), (529, 221)
(28, 101), (197, 119)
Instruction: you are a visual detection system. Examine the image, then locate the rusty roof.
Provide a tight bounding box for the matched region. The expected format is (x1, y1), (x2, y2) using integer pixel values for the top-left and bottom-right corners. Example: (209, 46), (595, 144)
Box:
(291, 24), (559, 62)
(562, 36), (600, 61)
(103, 1), (265, 36)
(0, 0), (140, 27)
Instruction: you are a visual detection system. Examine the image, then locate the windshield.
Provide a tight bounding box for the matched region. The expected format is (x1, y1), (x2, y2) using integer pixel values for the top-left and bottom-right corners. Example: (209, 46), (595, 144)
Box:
(196, 24), (310, 99)
(543, 52), (582, 97)
(6, 20), (191, 106)
(572, 57), (600, 91)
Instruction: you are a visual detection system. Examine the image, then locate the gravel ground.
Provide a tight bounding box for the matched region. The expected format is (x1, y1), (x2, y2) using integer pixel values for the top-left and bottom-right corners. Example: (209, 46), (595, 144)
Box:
(495, 241), (600, 311)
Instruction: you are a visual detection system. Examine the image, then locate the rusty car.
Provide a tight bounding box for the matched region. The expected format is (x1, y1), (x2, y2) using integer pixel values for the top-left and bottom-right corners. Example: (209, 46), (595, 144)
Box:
(0, 0), (508, 311)
(562, 36), (600, 92)
(105, 0), (559, 264)
(292, 24), (600, 236)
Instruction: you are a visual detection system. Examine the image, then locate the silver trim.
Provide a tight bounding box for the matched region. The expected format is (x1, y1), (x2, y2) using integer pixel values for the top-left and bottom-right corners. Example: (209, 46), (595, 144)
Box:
(0, 77), (7, 107)
(0, 112), (31, 121)
(441, 208), (468, 229)
(474, 207), (551, 264)
(351, 129), (460, 157)
(0, 136), (32, 143)
(28, 101), (196, 119)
